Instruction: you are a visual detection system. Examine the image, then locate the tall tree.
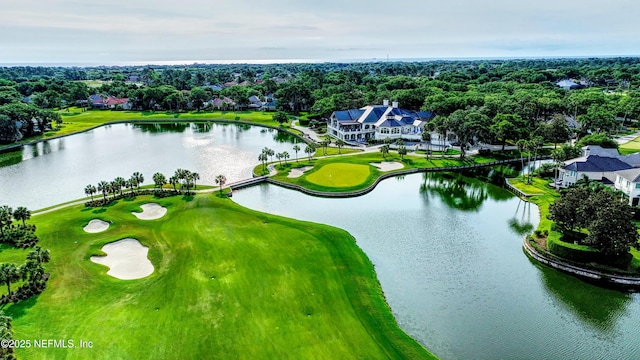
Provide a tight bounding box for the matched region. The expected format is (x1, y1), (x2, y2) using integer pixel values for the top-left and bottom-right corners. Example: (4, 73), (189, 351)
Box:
(215, 175), (227, 194)
(12, 206), (30, 227)
(292, 144), (301, 163)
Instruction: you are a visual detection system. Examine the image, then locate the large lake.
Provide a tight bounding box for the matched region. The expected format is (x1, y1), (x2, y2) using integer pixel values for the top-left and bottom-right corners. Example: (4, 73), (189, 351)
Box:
(0, 122), (300, 209)
(1, 122), (639, 359)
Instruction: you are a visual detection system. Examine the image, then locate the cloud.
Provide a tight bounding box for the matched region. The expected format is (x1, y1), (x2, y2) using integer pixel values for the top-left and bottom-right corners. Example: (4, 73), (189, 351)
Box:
(1, 0), (639, 63)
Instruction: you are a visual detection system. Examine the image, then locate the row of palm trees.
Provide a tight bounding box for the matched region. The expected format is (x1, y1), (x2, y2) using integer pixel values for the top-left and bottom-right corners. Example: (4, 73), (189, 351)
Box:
(258, 144), (317, 173)
(84, 172), (145, 202)
(0, 205), (37, 248)
(85, 169), (229, 201)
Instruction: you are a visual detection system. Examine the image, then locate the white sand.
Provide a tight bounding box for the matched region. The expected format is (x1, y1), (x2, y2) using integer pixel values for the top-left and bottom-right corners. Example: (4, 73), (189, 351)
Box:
(83, 219), (110, 233)
(132, 203), (167, 220)
(287, 166), (314, 178)
(370, 162), (404, 171)
(90, 238), (154, 280)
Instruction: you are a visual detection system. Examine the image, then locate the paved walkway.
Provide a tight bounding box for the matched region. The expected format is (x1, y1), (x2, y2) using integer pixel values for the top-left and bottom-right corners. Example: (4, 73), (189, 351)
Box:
(616, 130), (640, 145)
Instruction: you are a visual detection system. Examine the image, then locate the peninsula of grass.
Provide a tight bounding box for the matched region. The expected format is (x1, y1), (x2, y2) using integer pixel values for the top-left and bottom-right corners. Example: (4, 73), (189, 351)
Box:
(1, 194), (434, 359)
(508, 176), (640, 273)
(0, 107), (304, 150)
(266, 151), (518, 193)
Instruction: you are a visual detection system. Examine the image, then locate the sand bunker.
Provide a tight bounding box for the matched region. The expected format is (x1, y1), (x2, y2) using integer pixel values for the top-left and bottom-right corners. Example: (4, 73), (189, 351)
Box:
(90, 238), (154, 280)
(83, 219), (110, 233)
(132, 203), (167, 220)
(370, 162), (404, 171)
(287, 166), (314, 178)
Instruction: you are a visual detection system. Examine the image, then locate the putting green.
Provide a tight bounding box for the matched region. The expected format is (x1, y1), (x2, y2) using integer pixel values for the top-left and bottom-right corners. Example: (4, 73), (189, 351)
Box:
(3, 194), (434, 359)
(305, 163), (371, 188)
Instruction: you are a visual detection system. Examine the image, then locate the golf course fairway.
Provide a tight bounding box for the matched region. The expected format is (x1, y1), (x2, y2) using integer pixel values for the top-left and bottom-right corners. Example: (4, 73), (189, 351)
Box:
(2, 194), (434, 359)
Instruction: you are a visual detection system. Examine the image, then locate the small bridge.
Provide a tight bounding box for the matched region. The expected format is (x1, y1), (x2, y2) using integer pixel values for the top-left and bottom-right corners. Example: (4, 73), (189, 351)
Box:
(228, 176), (269, 190)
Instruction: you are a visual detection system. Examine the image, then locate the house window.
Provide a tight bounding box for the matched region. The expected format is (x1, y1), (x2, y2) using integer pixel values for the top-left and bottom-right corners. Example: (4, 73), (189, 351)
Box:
(570, 171), (577, 177)
(635, 183), (640, 189)
(392, 128), (400, 134)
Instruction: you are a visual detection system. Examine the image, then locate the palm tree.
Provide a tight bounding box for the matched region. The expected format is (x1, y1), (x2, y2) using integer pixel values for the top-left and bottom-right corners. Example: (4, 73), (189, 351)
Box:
(132, 172), (144, 192)
(109, 181), (119, 199)
(262, 147), (275, 163)
(0, 206), (12, 236)
(153, 172), (167, 191)
(398, 145), (407, 160)
(335, 139), (345, 154)
(215, 174), (227, 194)
(276, 152), (283, 166)
(97, 181), (109, 202)
(169, 176), (179, 192)
(258, 153), (268, 172)
(114, 177), (126, 196)
(12, 206), (30, 227)
(84, 184), (97, 201)
(293, 144), (301, 163)
(380, 144), (390, 159)
(422, 130), (431, 159)
(191, 172), (200, 191)
(27, 246), (50, 265)
(0, 264), (19, 296)
(304, 145), (315, 161)
(282, 151), (290, 164)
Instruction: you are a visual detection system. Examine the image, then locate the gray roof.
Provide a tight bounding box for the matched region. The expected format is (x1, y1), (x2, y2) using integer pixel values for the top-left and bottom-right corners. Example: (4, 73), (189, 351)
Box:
(616, 168), (640, 182)
(582, 145), (620, 158)
(563, 155), (633, 172)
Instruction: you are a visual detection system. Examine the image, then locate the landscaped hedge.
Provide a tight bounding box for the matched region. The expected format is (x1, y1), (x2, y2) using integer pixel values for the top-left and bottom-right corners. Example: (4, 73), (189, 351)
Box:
(548, 235), (600, 263)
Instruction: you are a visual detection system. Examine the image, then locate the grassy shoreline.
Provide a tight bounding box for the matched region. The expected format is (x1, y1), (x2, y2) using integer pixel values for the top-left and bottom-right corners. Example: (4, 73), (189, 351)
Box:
(0, 108), (305, 152)
(1, 193), (435, 359)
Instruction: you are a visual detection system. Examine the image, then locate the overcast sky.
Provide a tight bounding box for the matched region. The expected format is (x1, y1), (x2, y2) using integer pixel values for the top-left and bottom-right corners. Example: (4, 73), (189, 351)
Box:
(1, 0), (639, 65)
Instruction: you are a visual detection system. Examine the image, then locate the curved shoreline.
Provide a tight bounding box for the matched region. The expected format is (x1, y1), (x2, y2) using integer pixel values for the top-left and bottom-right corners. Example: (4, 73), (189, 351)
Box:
(522, 237), (640, 289)
(257, 158), (531, 198)
(0, 118), (313, 154)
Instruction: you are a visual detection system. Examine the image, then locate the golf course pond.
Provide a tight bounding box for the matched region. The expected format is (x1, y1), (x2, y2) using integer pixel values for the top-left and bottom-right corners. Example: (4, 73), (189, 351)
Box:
(1, 122), (640, 359)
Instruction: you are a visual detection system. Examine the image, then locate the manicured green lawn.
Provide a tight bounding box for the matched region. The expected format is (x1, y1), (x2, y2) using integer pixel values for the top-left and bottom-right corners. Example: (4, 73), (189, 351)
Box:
(2, 194), (434, 359)
(306, 163), (372, 188)
(619, 136), (640, 155)
(0, 107), (301, 150)
(315, 146), (364, 157)
(269, 151), (514, 193)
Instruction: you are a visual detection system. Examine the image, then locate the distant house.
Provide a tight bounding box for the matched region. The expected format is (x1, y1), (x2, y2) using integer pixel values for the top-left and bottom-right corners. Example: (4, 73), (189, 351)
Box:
(261, 94), (277, 111)
(89, 94), (131, 110)
(207, 85), (222, 91)
(557, 79), (585, 90)
(248, 95), (262, 109)
(328, 100), (435, 142)
(210, 97), (235, 110)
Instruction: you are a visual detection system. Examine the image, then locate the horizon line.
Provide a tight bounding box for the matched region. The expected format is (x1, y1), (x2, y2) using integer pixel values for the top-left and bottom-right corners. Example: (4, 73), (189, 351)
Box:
(2, 55), (640, 68)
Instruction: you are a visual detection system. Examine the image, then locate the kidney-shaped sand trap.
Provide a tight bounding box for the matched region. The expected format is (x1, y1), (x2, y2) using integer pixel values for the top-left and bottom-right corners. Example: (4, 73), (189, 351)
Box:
(90, 238), (154, 280)
(83, 219), (110, 233)
(370, 161), (404, 171)
(132, 203), (167, 220)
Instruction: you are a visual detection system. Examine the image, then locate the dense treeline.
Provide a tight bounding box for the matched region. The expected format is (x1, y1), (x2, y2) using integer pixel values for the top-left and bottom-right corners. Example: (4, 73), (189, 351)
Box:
(2, 58), (640, 146)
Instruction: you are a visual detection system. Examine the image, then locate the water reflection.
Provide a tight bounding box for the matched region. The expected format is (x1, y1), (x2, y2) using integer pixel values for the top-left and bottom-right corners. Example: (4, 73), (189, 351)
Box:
(420, 172), (488, 211)
(132, 122), (190, 133)
(536, 259), (631, 334)
(508, 199), (535, 235)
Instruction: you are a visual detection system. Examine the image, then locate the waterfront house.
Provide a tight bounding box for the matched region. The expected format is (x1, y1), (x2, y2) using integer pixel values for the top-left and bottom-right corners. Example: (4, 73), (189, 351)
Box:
(327, 100), (435, 142)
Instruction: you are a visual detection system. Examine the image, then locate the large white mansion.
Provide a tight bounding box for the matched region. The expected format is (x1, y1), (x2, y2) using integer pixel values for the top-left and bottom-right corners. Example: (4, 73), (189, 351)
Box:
(327, 100), (435, 142)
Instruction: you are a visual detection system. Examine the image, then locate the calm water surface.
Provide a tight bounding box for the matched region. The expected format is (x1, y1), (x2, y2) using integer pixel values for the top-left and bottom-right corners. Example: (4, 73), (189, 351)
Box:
(2, 124), (640, 359)
(233, 173), (640, 360)
(0, 123), (299, 209)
